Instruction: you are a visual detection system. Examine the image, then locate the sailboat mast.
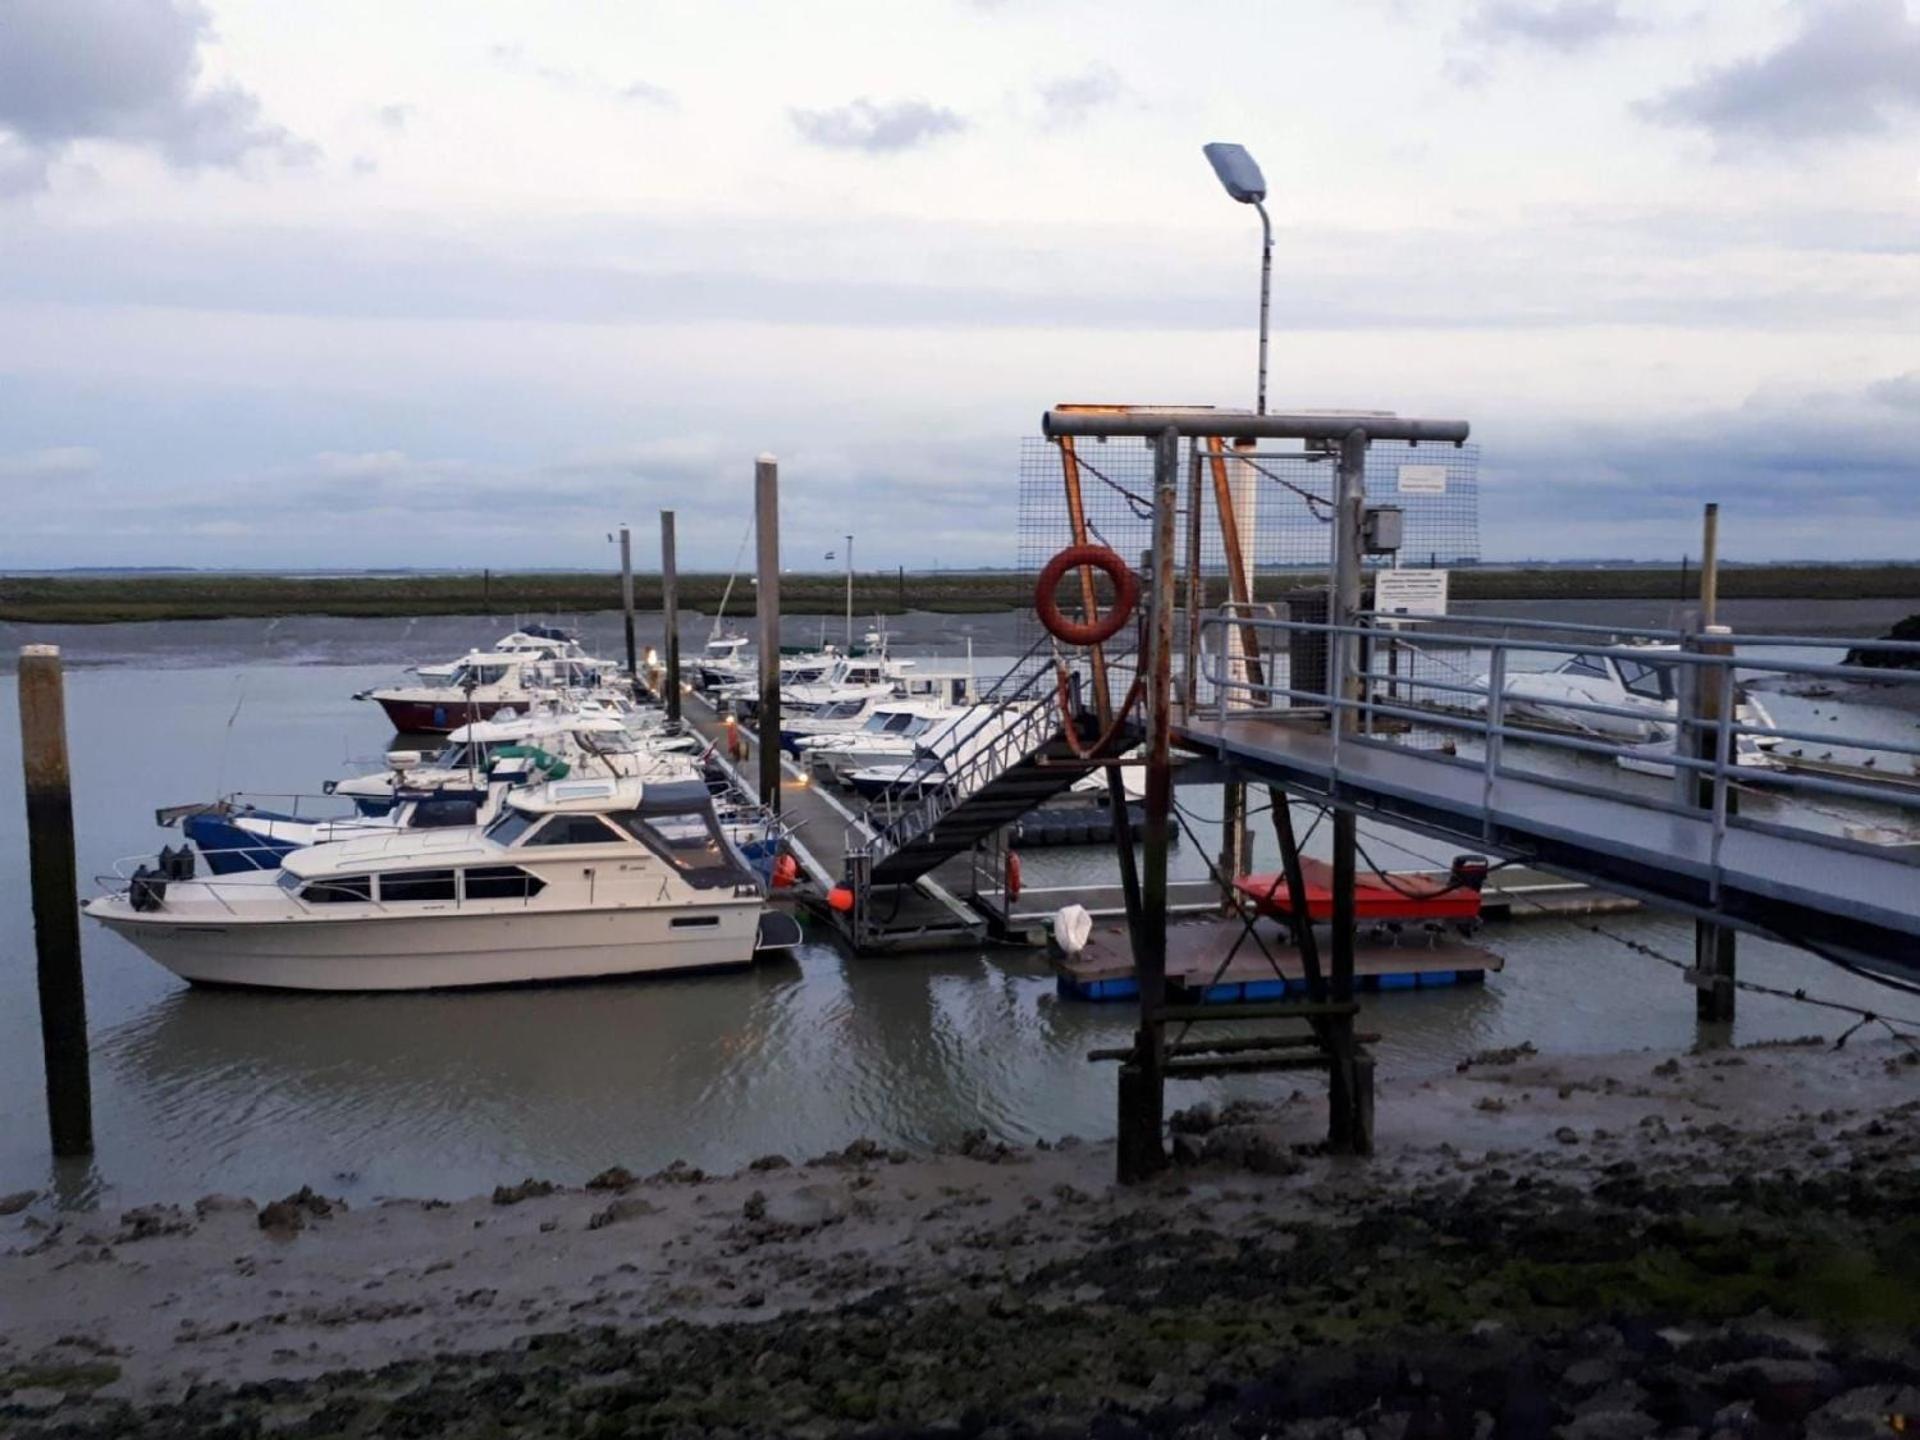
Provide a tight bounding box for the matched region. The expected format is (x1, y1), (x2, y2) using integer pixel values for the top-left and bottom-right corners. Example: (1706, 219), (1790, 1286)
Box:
(844, 534), (854, 650)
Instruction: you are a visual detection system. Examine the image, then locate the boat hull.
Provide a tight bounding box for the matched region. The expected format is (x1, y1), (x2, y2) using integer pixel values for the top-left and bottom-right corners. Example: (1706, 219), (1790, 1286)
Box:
(89, 901), (763, 992)
(372, 696), (520, 734)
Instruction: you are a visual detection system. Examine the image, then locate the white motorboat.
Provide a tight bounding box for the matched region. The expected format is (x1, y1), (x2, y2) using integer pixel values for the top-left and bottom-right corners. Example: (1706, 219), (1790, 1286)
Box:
(1468, 643), (1780, 771)
(88, 777), (800, 992)
(796, 699), (958, 784)
(414, 625), (617, 682)
(692, 632), (754, 690)
(357, 651), (620, 734)
(843, 704), (1028, 801)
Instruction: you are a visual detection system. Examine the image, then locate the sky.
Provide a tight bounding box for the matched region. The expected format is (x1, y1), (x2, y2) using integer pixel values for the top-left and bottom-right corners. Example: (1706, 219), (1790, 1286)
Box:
(0, 0), (1916, 571)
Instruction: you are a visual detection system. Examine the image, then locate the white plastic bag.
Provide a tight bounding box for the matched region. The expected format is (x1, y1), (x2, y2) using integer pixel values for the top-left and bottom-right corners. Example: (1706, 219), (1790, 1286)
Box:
(1053, 903), (1093, 957)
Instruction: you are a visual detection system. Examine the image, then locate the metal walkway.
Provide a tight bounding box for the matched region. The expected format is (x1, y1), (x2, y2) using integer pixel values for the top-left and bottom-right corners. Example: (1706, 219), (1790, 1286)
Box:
(1181, 608), (1920, 977)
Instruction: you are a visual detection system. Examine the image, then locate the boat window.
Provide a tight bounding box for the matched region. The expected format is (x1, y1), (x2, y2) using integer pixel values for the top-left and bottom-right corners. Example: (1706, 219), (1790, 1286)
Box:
(462, 866), (546, 900)
(1562, 653), (1610, 680)
(903, 716), (934, 737)
(522, 814), (624, 846)
(884, 712), (919, 733)
(379, 869), (457, 902)
(821, 700), (865, 720)
(410, 798), (481, 829)
(862, 713), (894, 733)
(484, 808), (539, 847)
(299, 875), (373, 904)
(433, 743), (468, 768)
(607, 809), (750, 891)
(1618, 659), (1674, 701)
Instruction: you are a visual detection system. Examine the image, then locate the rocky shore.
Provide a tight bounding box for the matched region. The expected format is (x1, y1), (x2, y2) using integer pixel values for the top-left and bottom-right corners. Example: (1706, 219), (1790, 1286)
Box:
(4, 1038), (1918, 1438)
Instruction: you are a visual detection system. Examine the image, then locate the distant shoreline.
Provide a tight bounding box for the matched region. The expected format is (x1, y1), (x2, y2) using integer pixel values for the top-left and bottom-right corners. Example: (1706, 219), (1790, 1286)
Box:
(5, 564), (1920, 624)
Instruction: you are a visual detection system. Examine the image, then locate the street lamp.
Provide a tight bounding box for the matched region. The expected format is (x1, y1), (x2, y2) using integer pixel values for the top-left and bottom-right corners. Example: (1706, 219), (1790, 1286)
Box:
(1202, 141), (1271, 415)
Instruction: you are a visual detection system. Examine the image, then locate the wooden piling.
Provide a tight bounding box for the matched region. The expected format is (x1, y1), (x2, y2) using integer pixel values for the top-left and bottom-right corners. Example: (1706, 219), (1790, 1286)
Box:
(18, 645), (93, 1157)
(1118, 427), (1179, 1183)
(660, 511), (681, 724)
(754, 456), (782, 818)
(618, 526), (637, 686)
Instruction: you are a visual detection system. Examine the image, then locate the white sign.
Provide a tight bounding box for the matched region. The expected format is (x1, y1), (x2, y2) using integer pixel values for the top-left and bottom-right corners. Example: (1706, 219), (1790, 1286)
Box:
(1373, 568), (1449, 622)
(1397, 464), (1449, 495)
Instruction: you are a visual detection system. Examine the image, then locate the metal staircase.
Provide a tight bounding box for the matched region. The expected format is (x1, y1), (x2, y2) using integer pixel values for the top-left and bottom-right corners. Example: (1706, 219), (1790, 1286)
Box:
(851, 669), (1127, 887)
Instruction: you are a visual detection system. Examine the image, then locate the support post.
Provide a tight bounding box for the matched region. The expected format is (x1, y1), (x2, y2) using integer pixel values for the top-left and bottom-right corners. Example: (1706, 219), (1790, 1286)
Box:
(19, 645), (93, 1157)
(755, 457), (782, 818)
(1326, 429), (1372, 1154)
(1207, 436), (1262, 905)
(618, 525), (637, 688)
(1692, 502), (1736, 1026)
(660, 511), (681, 724)
(1119, 426), (1179, 1183)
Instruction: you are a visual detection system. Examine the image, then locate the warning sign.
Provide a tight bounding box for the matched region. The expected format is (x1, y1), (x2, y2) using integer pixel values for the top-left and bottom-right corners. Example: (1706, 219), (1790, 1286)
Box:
(1373, 569), (1449, 622)
(1397, 464), (1449, 495)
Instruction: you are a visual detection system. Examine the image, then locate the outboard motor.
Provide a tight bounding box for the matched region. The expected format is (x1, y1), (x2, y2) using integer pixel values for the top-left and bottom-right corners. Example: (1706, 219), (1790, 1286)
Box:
(1450, 854), (1491, 893)
(129, 863), (168, 912)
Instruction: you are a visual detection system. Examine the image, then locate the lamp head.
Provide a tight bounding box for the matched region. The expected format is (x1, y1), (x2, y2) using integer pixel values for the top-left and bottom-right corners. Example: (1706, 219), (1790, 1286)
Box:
(1202, 142), (1266, 204)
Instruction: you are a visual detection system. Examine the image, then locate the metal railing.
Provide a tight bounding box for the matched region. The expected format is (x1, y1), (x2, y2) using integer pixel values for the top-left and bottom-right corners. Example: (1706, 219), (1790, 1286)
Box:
(1194, 609), (1920, 867)
(853, 653), (1081, 870)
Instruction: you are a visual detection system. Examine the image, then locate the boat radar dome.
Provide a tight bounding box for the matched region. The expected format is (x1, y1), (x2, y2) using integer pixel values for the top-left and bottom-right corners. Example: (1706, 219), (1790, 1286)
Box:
(385, 751), (423, 770)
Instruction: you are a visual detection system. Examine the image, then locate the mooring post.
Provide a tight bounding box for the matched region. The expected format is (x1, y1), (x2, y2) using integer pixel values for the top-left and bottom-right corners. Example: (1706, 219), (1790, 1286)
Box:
(1692, 503), (1736, 1025)
(618, 524), (638, 689)
(1119, 426), (1180, 1183)
(660, 511), (681, 724)
(18, 645), (94, 1158)
(754, 456), (782, 819)
(1325, 428), (1372, 1155)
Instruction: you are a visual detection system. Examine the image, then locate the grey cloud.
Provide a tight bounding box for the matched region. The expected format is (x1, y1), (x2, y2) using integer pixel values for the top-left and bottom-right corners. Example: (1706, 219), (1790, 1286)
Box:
(1869, 373), (1920, 411)
(1643, 0), (1920, 145)
(1035, 65), (1130, 128)
(790, 98), (965, 153)
(0, 0), (312, 186)
(375, 104), (415, 132)
(0, 446), (100, 479)
(490, 44), (675, 110)
(1461, 0), (1635, 52)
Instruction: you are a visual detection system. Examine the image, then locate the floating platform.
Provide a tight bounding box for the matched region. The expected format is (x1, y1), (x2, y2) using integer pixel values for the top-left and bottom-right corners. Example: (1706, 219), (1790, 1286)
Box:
(1054, 914), (1504, 1003)
(1010, 801), (1179, 849)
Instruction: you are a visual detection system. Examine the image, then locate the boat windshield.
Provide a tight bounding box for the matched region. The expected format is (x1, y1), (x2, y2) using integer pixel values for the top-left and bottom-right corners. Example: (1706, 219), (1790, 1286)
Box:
(861, 712), (896, 733)
(1618, 657), (1674, 702)
(451, 664), (509, 688)
(485, 808), (539, 847)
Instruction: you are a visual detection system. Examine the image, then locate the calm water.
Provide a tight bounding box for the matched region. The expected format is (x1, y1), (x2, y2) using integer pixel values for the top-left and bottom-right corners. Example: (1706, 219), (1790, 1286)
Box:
(1, 608), (1915, 1209)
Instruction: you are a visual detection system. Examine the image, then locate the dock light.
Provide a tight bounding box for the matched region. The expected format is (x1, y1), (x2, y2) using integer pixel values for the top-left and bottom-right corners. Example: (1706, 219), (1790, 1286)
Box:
(1202, 141), (1273, 415)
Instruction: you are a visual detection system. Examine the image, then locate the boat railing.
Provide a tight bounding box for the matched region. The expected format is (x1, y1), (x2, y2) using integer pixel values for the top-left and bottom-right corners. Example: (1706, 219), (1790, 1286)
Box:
(1196, 608), (1920, 862)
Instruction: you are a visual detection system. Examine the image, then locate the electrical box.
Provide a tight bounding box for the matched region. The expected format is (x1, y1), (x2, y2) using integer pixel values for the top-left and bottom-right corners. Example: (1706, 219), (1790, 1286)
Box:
(1361, 505), (1404, 554)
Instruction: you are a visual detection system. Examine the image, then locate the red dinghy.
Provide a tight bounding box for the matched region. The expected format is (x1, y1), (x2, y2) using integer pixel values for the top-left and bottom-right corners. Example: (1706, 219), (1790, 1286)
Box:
(1234, 854), (1487, 925)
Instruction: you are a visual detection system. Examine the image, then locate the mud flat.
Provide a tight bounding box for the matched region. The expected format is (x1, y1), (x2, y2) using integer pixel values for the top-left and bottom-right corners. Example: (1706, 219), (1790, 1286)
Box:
(4, 1038), (1919, 1437)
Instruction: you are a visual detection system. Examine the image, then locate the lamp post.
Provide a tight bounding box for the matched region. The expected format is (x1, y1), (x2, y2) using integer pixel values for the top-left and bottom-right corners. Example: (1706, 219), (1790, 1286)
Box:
(1202, 141), (1271, 414)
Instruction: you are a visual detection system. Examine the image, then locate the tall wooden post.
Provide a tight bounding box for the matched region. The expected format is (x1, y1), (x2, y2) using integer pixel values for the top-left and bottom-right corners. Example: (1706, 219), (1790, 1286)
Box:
(1119, 427), (1179, 1183)
(618, 525), (638, 687)
(18, 645), (93, 1157)
(755, 456), (782, 818)
(660, 511), (681, 724)
(1325, 429), (1372, 1154)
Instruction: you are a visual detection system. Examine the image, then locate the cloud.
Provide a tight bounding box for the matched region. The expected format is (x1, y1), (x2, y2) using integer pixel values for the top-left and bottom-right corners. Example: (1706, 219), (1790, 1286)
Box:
(0, 445), (100, 479)
(374, 103), (415, 133)
(1461, 0), (1636, 52)
(1034, 65), (1131, 128)
(0, 0), (312, 191)
(1868, 373), (1920, 411)
(1642, 0), (1920, 147)
(489, 44), (675, 110)
(789, 98), (965, 153)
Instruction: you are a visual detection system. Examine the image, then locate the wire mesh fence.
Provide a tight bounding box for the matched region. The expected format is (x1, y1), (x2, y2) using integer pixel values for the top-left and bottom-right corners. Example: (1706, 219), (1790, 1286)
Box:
(1014, 432), (1482, 725)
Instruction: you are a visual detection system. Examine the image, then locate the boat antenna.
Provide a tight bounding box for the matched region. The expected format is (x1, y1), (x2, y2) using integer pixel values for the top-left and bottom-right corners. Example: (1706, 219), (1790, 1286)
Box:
(711, 515), (755, 643)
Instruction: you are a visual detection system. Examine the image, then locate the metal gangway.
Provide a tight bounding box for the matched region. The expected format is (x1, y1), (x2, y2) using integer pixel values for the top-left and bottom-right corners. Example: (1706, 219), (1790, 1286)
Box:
(1182, 608), (1920, 977)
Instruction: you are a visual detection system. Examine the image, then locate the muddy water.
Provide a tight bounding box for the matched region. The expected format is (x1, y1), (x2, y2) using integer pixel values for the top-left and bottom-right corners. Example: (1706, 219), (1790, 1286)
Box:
(0, 608), (1914, 1207)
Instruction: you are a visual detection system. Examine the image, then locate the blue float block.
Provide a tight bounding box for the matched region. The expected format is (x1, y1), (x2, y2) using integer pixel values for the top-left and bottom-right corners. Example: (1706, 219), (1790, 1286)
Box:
(1239, 978), (1293, 1001)
(1057, 974), (1138, 1002)
(1199, 983), (1246, 1004)
(1416, 970), (1458, 988)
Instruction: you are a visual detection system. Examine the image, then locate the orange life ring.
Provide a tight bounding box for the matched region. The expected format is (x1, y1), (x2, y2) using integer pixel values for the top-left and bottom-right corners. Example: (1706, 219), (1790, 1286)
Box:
(1005, 851), (1023, 903)
(1034, 545), (1138, 647)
